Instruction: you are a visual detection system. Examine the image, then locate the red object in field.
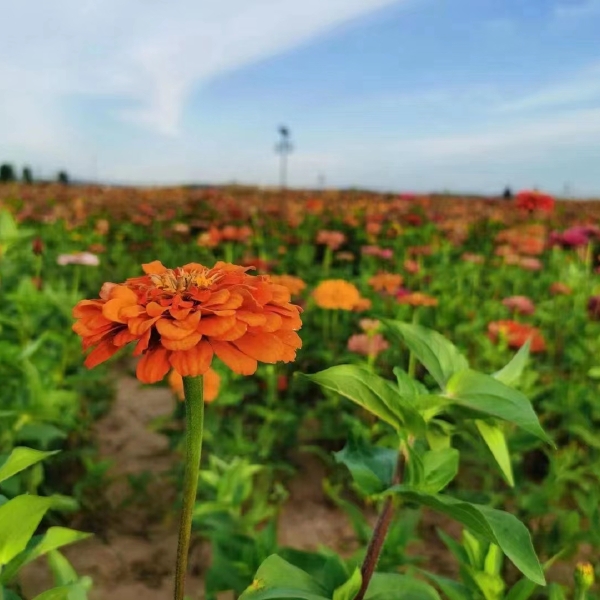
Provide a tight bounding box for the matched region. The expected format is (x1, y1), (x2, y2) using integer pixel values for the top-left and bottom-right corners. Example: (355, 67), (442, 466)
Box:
(515, 190), (555, 213)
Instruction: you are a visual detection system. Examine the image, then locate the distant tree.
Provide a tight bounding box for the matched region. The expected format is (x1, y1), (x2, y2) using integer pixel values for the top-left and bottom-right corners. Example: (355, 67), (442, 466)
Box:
(22, 166), (33, 184)
(0, 163), (16, 183)
(57, 170), (69, 185)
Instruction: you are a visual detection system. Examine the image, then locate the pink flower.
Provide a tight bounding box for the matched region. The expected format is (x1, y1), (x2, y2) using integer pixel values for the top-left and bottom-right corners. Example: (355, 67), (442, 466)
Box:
(502, 295), (535, 316)
(57, 252), (100, 267)
(518, 257), (543, 271)
(347, 333), (389, 358)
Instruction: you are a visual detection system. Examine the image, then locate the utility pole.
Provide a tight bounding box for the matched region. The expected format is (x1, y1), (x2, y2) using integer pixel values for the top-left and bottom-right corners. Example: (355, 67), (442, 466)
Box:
(275, 126), (293, 189)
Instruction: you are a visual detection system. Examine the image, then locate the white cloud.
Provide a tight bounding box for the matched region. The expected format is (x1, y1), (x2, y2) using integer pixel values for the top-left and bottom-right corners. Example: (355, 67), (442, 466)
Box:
(496, 62), (600, 113)
(0, 0), (402, 140)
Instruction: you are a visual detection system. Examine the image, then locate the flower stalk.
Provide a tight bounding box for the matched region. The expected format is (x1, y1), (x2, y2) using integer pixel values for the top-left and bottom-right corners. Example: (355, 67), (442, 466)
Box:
(355, 445), (407, 600)
(174, 375), (204, 600)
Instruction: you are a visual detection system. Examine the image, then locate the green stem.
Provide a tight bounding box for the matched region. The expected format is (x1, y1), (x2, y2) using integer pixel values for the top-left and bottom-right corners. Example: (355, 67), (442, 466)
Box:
(174, 375), (204, 600)
(407, 309), (420, 379)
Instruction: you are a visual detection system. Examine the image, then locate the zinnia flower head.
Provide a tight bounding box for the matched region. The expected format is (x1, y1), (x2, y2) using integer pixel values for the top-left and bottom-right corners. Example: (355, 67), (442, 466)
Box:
(312, 280), (361, 310)
(347, 333), (389, 358)
(550, 282), (572, 296)
(515, 190), (555, 213)
(359, 318), (381, 333)
(169, 368), (220, 402)
(502, 295), (536, 316)
(368, 272), (404, 294)
(57, 252), (100, 267)
(72, 261), (303, 384)
(397, 292), (438, 307)
(488, 320), (546, 353)
(316, 230), (346, 250)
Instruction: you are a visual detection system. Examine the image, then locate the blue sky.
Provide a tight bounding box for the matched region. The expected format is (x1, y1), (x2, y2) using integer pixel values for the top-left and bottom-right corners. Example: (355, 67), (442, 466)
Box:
(2, 0), (600, 195)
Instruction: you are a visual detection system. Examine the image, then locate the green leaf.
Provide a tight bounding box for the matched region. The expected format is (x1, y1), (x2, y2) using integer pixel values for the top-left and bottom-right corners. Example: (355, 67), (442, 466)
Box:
(384, 321), (469, 388)
(1, 527), (92, 584)
(419, 571), (473, 600)
(475, 420), (514, 487)
(445, 370), (552, 445)
(31, 583), (88, 600)
(493, 342), (530, 386)
(48, 550), (80, 586)
(305, 366), (424, 433)
(239, 555), (330, 600)
(0, 495), (53, 566)
(0, 447), (59, 484)
(365, 573), (442, 600)
(393, 368), (428, 398)
(386, 488), (545, 585)
(419, 449), (459, 494)
(335, 437), (398, 495)
(333, 569), (362, 600)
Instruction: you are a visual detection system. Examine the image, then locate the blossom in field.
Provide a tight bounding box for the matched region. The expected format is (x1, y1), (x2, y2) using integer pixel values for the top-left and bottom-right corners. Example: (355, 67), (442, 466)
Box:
(488, 320), (546, 352)
(359, 318), (381, 333)
(518, 257), (543, 271)
(550, 282), (572, 296)
(550, 225), (600, 249)
(403, 259), (420, 274)
(336, 251), (355, 262)
(397, 292), (438, 307)
(312, 280), (361, 310)
(502, 295), (536, 316)
(368, 272), (404, 294)
(316, 230), (346, 250)
(361, 245), (393, 259)
(587, 296), (600, 320)
(94, 219), (110, 236)
(461, 252), (484, 264)
(72, 261), (302, 383)
(168, 368), (220, 402)
(347, 333), (389, 357)
(515, 190), (555, 213)
(57, 252), (100, 266)
(268, 274), (306, 296)
(172, 222), (191, 235)
(196, 227), (221, 248)
(221, 225), (253, 243)
(352, 297), (372, 312)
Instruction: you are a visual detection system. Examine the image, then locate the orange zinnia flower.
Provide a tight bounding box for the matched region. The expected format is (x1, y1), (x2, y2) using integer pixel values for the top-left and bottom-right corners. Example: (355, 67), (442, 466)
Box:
(72, 261), (303, 383)
(397, 292), (438, 307)
(312, 280), (361, 310)
(488, 320), (546, 353)
(368, 272), (404, 294)
(169, 368), (220, 402)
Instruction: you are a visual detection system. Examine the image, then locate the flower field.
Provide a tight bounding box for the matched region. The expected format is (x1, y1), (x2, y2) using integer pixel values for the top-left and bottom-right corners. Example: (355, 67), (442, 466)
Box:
(1, 182), (600, 600)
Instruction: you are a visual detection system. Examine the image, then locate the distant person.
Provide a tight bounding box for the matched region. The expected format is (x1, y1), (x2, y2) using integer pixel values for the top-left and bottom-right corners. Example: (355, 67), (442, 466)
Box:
(503, 186), (512, 199)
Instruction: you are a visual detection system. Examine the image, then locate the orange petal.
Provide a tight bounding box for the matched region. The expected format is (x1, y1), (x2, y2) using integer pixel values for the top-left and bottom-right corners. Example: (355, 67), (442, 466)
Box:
(114, 329), (138, 347)
(128, 315), (161, 335)
(170, 340), (213, 377)
(146, 302), (168, 317)
(274, 329), (303, 349)
(235, 311), (267, 326)
(203, 368), (221, 402)
(161, 331), (203, 351)
(142, 261), (168, 275)
(156, 312), (202, 340)
(210, 340), (257, 375)
(211, 320), (247, 341)
(136, 348), (171, 383)
(84, 339), (120, 369)
(196, 315), (236, 336)
(73, 299), (104, 318)
(133, 329), (151, 356)
(202, 289), (231, 307)
(233, 332), (285, 363)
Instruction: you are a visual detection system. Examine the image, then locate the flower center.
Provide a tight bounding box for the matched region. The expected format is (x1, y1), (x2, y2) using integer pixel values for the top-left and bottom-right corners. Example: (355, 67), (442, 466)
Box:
(149, 268), (222, 294)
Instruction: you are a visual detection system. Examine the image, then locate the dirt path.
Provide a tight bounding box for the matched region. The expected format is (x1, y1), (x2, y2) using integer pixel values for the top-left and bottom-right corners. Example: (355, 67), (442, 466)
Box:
(19, 374), (356, 600)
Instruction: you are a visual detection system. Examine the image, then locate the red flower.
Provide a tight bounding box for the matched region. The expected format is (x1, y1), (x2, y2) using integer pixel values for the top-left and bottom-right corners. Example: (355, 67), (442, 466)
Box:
(515, 190), (555, 213)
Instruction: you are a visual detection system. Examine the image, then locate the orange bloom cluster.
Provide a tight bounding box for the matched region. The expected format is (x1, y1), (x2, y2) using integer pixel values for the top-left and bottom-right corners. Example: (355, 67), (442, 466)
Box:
(495, 224), (547, 256)
(168, 368), (221, 402)
(488, 320), (546, 353)
(196, 225), (253, 248)
(368, 272), (404, 294)
(312, 280), (369, 311)
(72, 261), (303, 384)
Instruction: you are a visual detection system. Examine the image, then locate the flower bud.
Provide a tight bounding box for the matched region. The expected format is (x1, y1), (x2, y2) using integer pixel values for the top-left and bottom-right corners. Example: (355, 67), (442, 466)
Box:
(574, 562), (595, 592)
